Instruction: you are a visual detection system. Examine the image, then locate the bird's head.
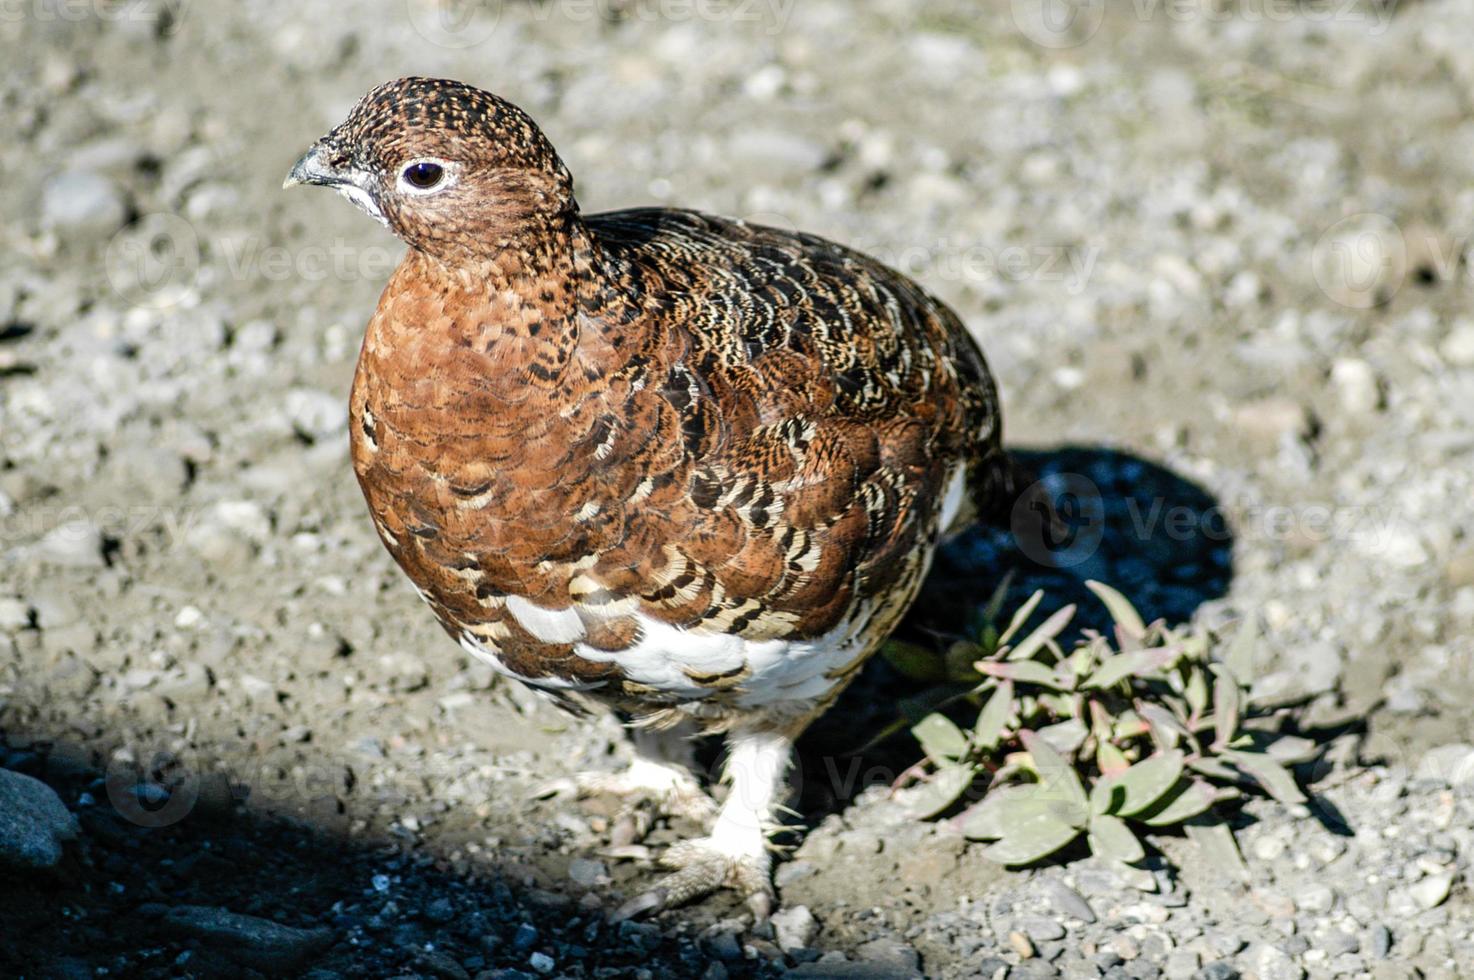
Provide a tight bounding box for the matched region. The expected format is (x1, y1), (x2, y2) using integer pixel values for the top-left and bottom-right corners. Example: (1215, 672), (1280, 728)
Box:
(284, 76), (575, 261)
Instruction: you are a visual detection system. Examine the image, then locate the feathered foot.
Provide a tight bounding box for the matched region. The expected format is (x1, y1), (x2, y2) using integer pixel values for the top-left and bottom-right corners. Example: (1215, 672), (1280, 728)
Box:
(613, 727), (791, 922)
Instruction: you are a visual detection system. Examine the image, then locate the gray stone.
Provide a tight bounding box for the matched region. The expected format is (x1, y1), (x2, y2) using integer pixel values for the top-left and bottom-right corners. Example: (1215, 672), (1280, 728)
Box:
(42, 171), (129, 238)
(1244, 943), (1304, 980)
(1164, 952), (1200, 980)
(566, 857), (606, 887)
(0, 768), (78, 869)
(1415, 744), (1474, 787)
(32, 519), (107, 568)
(1366, 924), (1393, 958)
(853, 937), (920, 974)
(1042, 878), (1097, 922)
(1018, 915), (1067, 942)
(1190, 965), (1239, 980)
(154, 905), (334, 972)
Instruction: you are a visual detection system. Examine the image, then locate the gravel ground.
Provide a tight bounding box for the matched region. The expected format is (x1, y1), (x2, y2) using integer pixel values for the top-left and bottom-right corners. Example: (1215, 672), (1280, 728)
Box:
(2, 1), (1473, 977)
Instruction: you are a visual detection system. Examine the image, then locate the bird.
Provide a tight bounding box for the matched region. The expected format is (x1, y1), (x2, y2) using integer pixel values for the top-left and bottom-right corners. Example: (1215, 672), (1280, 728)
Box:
(285, 76), (1022, 920)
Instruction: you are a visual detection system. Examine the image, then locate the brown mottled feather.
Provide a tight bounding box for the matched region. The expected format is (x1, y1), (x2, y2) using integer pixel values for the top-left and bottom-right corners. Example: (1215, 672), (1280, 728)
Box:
(312, 78), (1008, 720)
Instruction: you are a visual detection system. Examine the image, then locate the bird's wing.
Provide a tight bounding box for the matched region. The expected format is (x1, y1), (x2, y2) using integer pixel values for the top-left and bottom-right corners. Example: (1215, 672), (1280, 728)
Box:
(578, 208), (1005, 643)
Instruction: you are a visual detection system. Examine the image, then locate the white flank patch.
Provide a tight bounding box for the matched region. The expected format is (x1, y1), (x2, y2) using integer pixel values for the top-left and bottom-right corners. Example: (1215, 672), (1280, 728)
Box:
(939, 463), (968, 534)
(505, 595), (586, 644)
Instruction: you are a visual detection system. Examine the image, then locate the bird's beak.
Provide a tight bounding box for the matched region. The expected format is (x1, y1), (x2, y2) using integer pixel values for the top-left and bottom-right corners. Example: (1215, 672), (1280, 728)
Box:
(283, 141), (344, 190)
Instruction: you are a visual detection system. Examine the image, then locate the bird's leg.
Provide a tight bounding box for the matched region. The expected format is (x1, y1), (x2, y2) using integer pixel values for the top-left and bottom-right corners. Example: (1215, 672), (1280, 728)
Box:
(572, 721), (717, 845)
(615, 725), (792, 922)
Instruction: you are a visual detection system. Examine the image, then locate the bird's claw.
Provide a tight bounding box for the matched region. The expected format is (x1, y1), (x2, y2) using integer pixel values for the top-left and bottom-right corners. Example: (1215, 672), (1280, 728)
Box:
(610, 836), (773, 923)
(570, 765), (718, 846)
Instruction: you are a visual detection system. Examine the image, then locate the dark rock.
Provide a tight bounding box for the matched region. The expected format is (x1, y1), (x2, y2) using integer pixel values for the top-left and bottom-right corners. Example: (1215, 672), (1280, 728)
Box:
(0, 768), (78, 869)
(154, 904), (335, 972)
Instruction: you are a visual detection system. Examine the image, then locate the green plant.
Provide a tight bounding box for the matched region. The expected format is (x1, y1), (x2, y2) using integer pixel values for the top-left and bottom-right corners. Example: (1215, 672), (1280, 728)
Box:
(887, 580), (1318, 882)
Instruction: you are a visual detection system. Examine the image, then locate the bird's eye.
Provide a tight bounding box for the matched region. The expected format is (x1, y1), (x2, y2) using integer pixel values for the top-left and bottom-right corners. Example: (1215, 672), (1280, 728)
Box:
(402, 161), (444, 189)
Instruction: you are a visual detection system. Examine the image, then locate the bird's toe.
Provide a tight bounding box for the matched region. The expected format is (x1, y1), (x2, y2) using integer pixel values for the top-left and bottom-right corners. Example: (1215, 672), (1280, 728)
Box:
(611, 834), (774, 922)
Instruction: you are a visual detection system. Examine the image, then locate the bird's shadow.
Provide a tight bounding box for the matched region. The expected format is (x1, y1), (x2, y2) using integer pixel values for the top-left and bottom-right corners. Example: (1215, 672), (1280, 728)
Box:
(794, 445), (1236, 819)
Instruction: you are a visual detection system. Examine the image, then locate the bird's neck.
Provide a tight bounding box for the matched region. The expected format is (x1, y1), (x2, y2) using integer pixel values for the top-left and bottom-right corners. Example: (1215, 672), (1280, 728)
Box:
(366, 212), (618, 403)
(416, 208), (594, 296)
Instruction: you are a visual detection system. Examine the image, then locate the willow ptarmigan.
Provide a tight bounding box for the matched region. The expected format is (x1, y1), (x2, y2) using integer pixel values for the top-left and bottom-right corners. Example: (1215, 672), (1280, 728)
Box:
(286, 76), (1021, 918)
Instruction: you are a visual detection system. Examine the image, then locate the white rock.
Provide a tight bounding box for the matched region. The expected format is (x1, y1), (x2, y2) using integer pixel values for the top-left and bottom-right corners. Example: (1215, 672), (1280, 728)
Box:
(0, 598), (32, 631)
(1294, 883), (1335, 914)
(770, 904), (819, 951)
(1330, 358), (1381, 414)
(1441, 322), (1474, 367)
(1246, 942), (1305, 980)
(1411, 871), (1454, 910)
(283, 388), (346, 441)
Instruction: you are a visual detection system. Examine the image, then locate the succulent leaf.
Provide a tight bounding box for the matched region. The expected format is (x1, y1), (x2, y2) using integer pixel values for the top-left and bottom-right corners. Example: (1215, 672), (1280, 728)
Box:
(882, 639), (948, 682)
(1085, 580), (1146, 637)
(973, 680), (1014, 751)
(904, 763), (976, 819)
(1020, 729), (1088, 810)
(981, 809), (1082, 865)
(1088, 813), (1145, 864)
(1136, 778), (1217, 826)
(994, 589), (1044, 649)
(1224, 750), (1307, 805)
(978, 660), (1065, 689)
(1224, 619), (1257, 687)
(1209, 663), (1239, 748)
(912, 713), (968, 763)
(1109, 750), (1185, 816)
(1005, 604), (1077, 662)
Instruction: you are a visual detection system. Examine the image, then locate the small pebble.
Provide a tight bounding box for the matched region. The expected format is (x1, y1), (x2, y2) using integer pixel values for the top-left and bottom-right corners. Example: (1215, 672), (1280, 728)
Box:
(1410, 871), (1453, 910)
(1009, 930), (1036, 958)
